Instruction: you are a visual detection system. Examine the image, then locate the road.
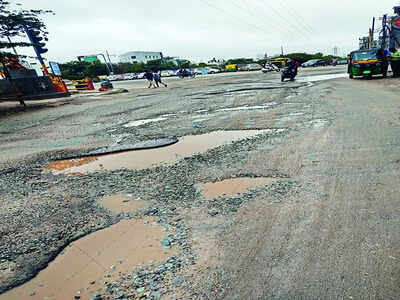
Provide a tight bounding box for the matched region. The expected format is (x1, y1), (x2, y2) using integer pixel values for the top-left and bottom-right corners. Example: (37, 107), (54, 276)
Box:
(0, 66), (399, 299)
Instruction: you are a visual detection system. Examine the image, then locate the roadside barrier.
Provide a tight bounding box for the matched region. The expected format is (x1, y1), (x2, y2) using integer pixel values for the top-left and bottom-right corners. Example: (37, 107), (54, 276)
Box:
(68, 78), (95, 91)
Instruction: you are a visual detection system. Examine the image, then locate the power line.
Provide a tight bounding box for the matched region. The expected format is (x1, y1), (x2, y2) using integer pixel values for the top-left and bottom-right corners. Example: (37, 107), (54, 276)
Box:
(251, 0), (312, 39)
(275, 1), (316, 34)
(228, 0), (293, 38)
(198, 0), (273, 36)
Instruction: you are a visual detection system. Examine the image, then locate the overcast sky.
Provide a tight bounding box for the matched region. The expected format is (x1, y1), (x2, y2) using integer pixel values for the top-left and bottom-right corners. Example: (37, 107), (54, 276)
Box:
(18, 0), (398, 63)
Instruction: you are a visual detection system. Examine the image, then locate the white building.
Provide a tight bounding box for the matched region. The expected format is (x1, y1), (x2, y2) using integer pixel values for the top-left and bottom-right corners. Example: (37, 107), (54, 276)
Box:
(119, 51), (163, 64)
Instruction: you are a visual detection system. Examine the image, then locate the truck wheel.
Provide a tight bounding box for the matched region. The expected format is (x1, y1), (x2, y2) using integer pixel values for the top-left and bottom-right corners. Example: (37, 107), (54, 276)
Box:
(349, 74), (354, 79)
(382, 70), (387, 78)
(281, 75), (285, 82)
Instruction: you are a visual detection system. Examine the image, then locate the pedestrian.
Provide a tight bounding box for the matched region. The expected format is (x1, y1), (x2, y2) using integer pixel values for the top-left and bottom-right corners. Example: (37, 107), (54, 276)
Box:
(143, 70), (154, 88)
(153, 71), (168, 88)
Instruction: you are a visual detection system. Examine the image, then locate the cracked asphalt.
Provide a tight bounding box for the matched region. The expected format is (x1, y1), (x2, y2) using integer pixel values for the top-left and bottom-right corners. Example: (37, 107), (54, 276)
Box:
(1, 66), (400, 299)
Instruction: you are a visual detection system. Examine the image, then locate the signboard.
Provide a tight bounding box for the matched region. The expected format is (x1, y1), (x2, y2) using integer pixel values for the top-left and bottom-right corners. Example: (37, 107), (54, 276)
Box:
(84, 56), (99, 62)
(49, 61), (62, 76)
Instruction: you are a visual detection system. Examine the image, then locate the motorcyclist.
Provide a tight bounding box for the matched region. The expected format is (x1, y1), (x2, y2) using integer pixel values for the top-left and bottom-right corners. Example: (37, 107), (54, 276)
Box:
(286, 59), (296, 76)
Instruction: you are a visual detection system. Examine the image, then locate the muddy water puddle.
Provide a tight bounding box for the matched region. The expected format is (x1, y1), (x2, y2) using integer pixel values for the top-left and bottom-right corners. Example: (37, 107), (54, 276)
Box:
(99, 193), (145, 214)
(1, 218), (171, 300)
(46, 157), (97, 171)
(46, 130), (269, 174)
(197, 177), (278, 198)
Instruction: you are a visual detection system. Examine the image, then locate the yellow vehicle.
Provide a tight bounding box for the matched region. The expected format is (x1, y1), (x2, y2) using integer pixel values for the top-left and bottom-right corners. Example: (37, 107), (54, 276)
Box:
(269, 57), (290, 68)
(225, 64), (238, 72)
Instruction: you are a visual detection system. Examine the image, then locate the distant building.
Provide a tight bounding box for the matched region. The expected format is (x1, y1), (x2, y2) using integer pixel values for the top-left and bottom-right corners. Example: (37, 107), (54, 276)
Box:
(119, 51), (163, 64)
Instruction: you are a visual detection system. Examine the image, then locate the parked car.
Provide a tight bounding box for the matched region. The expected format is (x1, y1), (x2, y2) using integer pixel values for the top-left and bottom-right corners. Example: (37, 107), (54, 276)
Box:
(158, 70), (172, 77)
(123, 73), (137, 80)
(247, 63), (262, 71)
(237, 64), (248, 71)
(302, 59), (327, 67)
(205, 67), (221, 74)
(136, 72), (145, 79)
(108, 74), (124, 81)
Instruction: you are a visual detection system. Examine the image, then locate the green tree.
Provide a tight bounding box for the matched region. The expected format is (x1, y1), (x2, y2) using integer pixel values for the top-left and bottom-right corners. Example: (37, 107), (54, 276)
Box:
(86, 61), (108, 77)
(0, 1), (53, 105)
(0, 1), (53, 54)
(225, 58), (254, 65)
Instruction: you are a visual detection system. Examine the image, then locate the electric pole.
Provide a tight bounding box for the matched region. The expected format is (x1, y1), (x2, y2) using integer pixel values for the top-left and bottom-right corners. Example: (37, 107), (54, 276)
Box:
(106, 50), (114, 74)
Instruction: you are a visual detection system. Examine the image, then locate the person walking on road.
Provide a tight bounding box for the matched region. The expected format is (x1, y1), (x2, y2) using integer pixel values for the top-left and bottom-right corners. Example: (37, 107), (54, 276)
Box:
(143, 70), (155, 88)
(153, 71), (168, 88)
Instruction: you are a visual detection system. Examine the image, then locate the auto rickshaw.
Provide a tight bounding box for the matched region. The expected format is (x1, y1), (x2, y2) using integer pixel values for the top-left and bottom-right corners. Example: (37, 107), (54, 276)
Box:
(348, 48), (388, 79)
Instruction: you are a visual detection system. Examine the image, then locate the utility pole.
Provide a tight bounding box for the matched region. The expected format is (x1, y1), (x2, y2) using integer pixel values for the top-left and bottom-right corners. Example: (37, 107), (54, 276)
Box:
(106, 50), (114, 74)
(369, 17), (376, 48)
(98, 54), (111, 75)
(382, 14), (387, 49)
(281, 45), (284, 56)
(371, 17), (375, 46)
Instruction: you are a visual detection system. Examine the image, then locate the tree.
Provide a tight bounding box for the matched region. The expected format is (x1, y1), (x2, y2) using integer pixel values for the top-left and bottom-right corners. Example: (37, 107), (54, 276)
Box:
(0, 1), (53, 105)
(58, 61), (109, 80)
(0, 1), (53, 54)
(225, 58), (254, 65)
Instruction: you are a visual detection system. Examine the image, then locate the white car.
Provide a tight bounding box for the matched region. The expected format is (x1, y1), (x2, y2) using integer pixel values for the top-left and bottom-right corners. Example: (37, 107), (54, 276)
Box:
(206, 67), (221, 74)
(123, 73), (137, 80)
(246, 63), (262, 71)
(108, 74), (124, 81)
(160, 70), (175, 77)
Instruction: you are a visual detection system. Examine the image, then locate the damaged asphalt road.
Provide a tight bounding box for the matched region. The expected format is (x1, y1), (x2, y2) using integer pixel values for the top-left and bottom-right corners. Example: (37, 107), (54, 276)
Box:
(1, 67), (400, 299)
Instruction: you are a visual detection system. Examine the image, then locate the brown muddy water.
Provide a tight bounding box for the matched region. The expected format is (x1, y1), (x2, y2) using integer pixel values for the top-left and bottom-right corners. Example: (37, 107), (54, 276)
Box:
(99, 193), (145, 214)
(1, 218), (171, 300)
(196, 177), (278, 198)
(46, 130), (269, 174)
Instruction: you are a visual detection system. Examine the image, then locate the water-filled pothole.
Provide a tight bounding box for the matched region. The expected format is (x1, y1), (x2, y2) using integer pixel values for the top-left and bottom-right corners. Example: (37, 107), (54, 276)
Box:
(1, 218), (171, 300)
(196, 177), (278, 198)
(99, 193), (145, 214)
(46, 130), (269, 174)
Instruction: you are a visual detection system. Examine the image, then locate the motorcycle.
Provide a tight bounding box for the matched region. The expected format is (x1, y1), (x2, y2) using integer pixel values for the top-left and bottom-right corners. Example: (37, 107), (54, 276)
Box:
(281, 66), (296, 82)
(177, 70), (196, 79)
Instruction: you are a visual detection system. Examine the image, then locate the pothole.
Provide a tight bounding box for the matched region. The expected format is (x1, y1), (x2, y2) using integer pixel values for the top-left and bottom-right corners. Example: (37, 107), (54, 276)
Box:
(215, 102), (277, 112)
(46, 157), (97, 172)
(196, 177), (279, 198)
(123, 117), (167, 128)
(46, 130), (269, 175)
(1, 218), (172, 300)
(305, 119), (330, 129)
(99, 193), (145, 214)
